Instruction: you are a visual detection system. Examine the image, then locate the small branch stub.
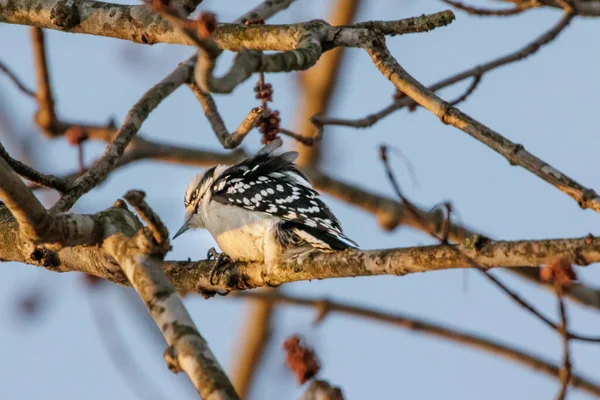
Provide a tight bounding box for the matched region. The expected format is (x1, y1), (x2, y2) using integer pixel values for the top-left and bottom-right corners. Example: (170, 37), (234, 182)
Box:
(164, 345), (181, 374)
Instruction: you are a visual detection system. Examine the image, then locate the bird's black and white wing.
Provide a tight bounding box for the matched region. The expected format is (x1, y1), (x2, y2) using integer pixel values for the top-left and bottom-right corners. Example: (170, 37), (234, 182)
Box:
(209, 151), (357, 250)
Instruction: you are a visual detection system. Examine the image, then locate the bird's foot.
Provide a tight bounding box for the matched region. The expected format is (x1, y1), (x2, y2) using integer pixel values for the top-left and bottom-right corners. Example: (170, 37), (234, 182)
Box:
(206, 247), (233, 287)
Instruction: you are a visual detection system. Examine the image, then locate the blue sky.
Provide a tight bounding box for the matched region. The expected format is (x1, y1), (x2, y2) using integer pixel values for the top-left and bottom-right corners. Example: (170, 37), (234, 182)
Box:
(1, 0), (600, 399)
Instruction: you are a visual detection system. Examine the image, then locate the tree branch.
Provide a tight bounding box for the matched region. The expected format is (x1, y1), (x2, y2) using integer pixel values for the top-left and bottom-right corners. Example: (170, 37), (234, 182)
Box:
(0, 141), (71, 192)
(315, 11), (574, 128)
(0, 59), (35, 97)
(233, 291), (600, 398)
(51, 58), (195, 212)
(31, 27), (60, 137)
(0, 2), (456, 47)
(442, 0), (538, 16)
(363, 16), (600, 216)
(497, 0), (600, 16)
(35, 130), (600, 311)
(2, 205), (600, 295)
(0, 156), (136, 249)
(104, 192), (239, 400)
(187, 83), (263, 149)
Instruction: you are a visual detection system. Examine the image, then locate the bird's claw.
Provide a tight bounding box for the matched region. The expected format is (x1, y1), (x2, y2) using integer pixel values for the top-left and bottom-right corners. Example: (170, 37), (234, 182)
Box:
(206, 247), (220, 261)
(206, 247), (232, 286)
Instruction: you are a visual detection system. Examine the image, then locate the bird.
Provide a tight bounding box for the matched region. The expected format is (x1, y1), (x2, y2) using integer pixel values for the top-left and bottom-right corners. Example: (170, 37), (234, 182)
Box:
(172, 143), (357, 276)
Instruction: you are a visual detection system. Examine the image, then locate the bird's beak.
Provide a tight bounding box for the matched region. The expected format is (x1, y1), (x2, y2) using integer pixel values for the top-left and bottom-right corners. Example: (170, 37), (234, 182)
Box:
(173, 215), (193, 239)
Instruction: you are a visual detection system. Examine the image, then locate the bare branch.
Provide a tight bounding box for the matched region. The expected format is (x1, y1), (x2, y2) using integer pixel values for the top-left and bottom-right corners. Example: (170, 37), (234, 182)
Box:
(0, 60), (35, 97)
(441, 0), (538, 16)
(364, 15), (600, 216)
(556, 285), (572, 400)
(0, 141), (71, 192)
(234, 291), (600, 398)
(279, 128), (319, 146)
(497, 0), (600, 15)
(0, 2), (455, 47)
(483, 271), (600, 342)
(0, 157), (137, 249)
(316, 12), (574, 128)
(31, 27), (60, 137)
(34, 130), (600, 310)
(448, 74), (482, 106)
(51, 58), (195, 212)
(103, 223), (239, 399)
(187, 83), (263, 149)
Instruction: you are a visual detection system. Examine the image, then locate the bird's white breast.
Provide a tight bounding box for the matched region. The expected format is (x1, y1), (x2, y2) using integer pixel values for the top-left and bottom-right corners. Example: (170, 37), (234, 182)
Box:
(201, 198), (278, 262)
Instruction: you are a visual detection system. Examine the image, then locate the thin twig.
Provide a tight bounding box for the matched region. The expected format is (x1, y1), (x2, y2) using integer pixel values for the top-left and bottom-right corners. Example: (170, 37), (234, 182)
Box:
(0, 142), (70, 192)
(0, 60), (35, 97)
(483, 271), (600, 342)
(442, 0), (537, 16)
(448, 74), (482, 106)
(232, 291), (600, 398)
(555, 283), (572, 400)
(278, 128), (317, 146)
(31, 27), (60, 137)
(187, 82), (263, 149)
(380, 145), (600, 343)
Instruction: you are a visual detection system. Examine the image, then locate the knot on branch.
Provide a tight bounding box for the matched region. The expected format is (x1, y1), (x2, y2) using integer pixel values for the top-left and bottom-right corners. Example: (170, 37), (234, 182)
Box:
(163, 345), (181, 373)
(50, 0), (81, 30)
(30, 247), (60, 268)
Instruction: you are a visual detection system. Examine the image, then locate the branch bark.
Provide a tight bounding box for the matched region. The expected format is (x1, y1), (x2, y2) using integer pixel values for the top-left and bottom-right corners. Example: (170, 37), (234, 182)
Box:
(104, 192), (240, 400)
(0, 2), (455, 48)
(2, 203), (599, 295)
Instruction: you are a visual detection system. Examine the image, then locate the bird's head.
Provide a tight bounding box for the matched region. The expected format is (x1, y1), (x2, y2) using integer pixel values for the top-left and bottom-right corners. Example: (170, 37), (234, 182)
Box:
(173, 165), (223, 239)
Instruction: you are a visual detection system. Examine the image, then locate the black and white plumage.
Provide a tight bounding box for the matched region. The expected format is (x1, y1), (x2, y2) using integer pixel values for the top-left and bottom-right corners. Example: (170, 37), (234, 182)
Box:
(173, 146), (357, 266)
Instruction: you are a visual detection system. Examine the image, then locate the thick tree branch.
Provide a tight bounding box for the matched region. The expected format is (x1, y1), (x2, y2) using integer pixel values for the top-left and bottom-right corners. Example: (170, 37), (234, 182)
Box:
(102, 192), (239, 400)
(40, 131), (600, 310)
(2, 204), (599, 295)
(0, 2), (455, 48)
(0, 156), (135, 249)
(234, 291), (600, 398)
